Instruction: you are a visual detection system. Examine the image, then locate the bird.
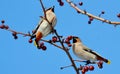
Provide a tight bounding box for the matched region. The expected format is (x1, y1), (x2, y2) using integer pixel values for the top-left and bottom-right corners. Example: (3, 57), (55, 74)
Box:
(30, 6), (57, 48)
(72, 36), (110, 64)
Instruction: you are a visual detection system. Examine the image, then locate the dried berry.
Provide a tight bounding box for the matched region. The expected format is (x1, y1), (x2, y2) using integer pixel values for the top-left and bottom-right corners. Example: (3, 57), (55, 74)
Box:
(97, 61), (103, 69)
(29, 39), (33, 43)
(117, 13), (120, 18)
(1, 20), (5, 24)
(14, 36), (18, 39)
(79, 2), (83, 6)
(59, 1), (64, 6)
(52, 36), (57, 43)
(42, 46), (47, 51)
(101, 11), (105, 14)
(88, 21), (91, 24)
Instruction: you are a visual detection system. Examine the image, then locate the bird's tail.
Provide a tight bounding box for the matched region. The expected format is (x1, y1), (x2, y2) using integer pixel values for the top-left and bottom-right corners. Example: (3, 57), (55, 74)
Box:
(103, 59), (111, 64)
(97, 56), (111, 64)
(34, 31), (43, 48)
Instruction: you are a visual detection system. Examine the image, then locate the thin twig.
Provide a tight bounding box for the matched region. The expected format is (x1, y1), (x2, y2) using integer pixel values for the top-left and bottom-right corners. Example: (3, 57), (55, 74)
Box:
(66, 0), (120, 25)
(6, 28), (31, 37)
(60, 64), (73, 70)
(41, 39), (64, 49)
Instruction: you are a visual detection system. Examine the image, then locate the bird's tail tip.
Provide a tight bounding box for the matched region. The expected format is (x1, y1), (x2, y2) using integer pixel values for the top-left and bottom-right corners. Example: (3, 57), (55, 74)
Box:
(107, 60), (111, 64)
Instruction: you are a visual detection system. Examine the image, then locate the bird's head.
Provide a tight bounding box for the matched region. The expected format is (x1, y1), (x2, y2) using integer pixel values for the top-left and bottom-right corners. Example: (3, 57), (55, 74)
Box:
(73, 36), (82, 43)
(46, 6), (55, 12)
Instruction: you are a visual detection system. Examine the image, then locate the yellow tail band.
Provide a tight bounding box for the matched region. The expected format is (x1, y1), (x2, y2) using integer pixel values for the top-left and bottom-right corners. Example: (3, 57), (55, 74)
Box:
(107, 60), (111, 64)
(34, 40), (38, 47)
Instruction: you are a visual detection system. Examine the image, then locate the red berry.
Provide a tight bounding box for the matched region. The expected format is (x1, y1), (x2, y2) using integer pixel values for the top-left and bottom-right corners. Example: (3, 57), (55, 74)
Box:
(42, 46), (47, 51)
(29, 39), (33, 43)
(59, 1), (64, 6)
(67, 36), (73, 40)
(65, 39), (70, 44)
(81, 69), (86, 74)
(39, 42), (44, 48)
(1, 20), (5, 23)
(52, 36), (57, 42)
(117, 13), (120, 18)
(83, 66), (89, 72)
(68, 44), (72, 47)
(79, 2), (83, 6)
(88, 65), (94, 71)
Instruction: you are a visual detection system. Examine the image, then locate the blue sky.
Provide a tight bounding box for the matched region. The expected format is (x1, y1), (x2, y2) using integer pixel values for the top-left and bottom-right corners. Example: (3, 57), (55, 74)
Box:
(0, 0), (120, 74)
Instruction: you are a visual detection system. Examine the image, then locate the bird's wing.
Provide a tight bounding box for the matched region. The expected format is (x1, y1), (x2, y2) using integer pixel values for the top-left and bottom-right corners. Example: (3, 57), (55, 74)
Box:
(31, 19), (44, 36)
(82, 45), (101, 57)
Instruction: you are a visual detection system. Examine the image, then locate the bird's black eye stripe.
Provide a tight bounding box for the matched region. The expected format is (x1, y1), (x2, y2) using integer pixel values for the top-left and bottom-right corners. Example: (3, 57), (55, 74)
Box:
(73, 38), (77, 43)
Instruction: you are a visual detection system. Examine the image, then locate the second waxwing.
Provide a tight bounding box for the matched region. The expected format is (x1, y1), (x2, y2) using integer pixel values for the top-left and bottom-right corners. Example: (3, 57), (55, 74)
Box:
(72, 36), (110, 64)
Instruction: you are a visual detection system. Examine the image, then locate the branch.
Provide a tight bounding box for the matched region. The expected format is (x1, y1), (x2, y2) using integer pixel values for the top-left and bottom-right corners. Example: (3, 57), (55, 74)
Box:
(38, 0), (79, 73)
(39, 0), (54, 31)
(66, 0), (120, 25)
(53, 30), (79, 74)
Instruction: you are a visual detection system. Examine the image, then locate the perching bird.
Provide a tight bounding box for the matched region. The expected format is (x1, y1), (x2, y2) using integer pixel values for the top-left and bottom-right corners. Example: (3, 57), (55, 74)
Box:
(72, 36), (110, 64)
(30, 6), (57, 48)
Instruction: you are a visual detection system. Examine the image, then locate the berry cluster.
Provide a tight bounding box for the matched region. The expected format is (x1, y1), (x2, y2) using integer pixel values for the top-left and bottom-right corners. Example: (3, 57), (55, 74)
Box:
(57, 0), (64, 6)
(79, 65), (94, 74)
(0, 20), (9, 29)
(37, 42), (47, 50)
(97, 61), (103, 69)
(88, 16), (94, 24)
(28, 38), (47, 51)
(64, 36), (73, 47)
(117, 13), (120, 18)
(12, 32), (18, 39)
(52, 36), (58, 43)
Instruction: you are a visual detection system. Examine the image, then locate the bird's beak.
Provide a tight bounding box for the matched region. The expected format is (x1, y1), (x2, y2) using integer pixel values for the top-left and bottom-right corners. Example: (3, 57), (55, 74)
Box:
(51, 6), (55, 12)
